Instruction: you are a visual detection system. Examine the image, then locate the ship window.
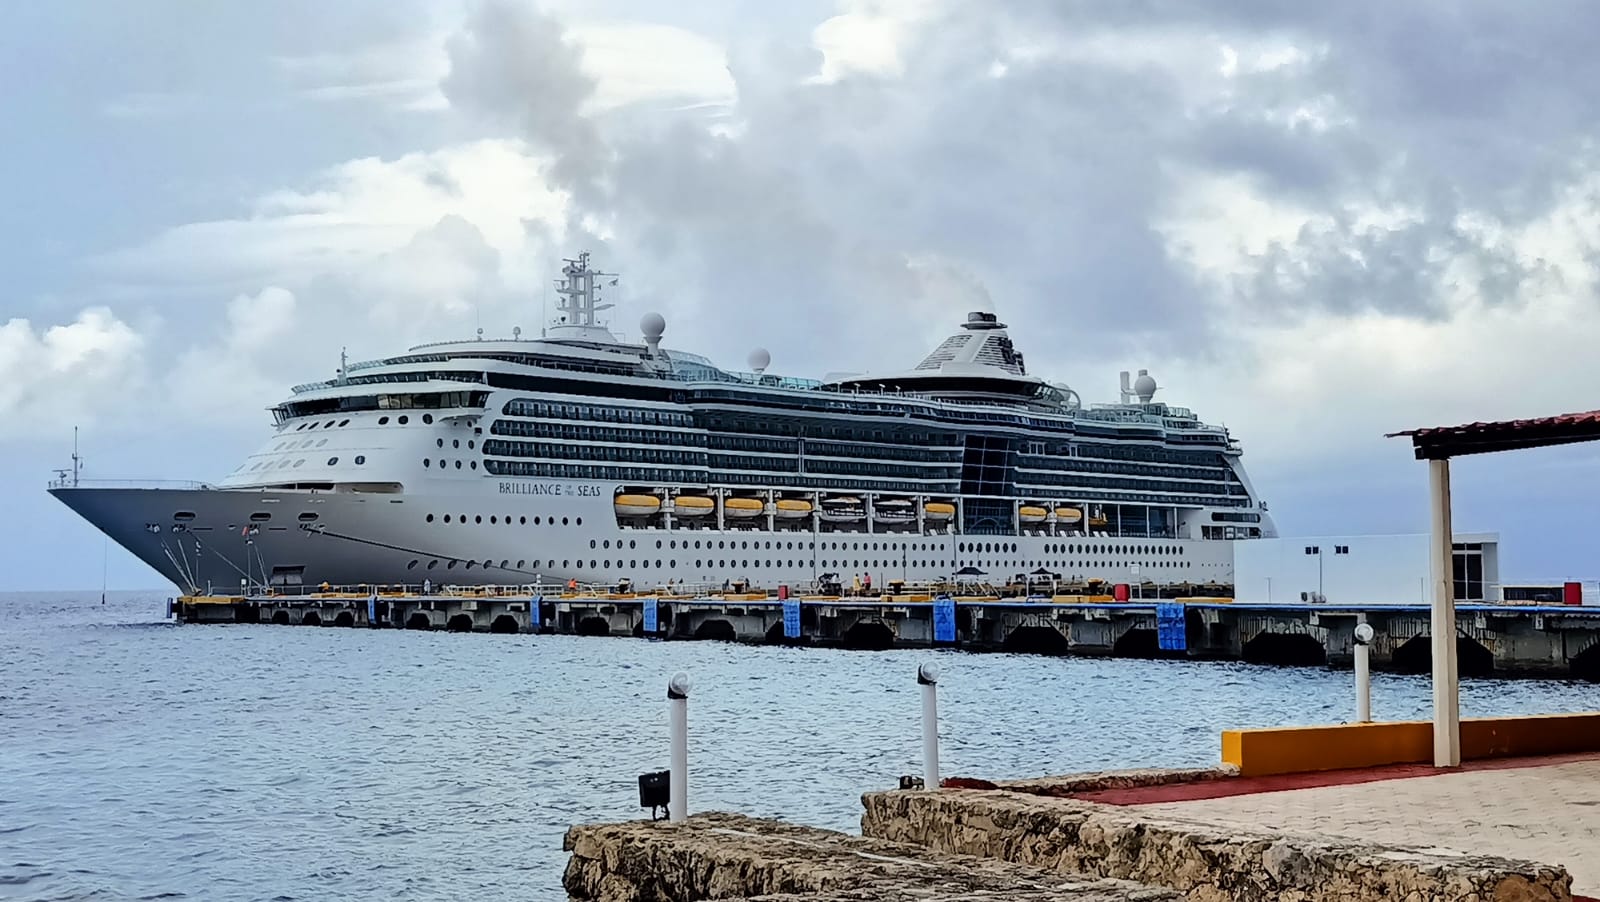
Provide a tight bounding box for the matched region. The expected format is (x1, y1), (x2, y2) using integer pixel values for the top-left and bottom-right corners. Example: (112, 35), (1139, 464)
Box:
(475, 515), (482, 524)
(355, 456), (366, 465)
(174, 511), (196, 521)
(327, 457), (339, 466)
(491, 516), (498, 525)
(453, 439), (460, 449)
(323, 420), (336, 429)
(250, 512), (271, 522)
(423, 459), (430, 468)
(444, 515), (452, 523)
(423, 414), (434, 424)
(338, 419), (350, 427)
(517, 559), (525, 568)
(470, 461), (477, 470)
(398, 415), (409, 425)
(455, 460), (462, 469)
(379, 416), (389, 425)
(293, 459), (305, 467)
(520, 516), (527, 525)
(447, 560), (458, 569)
(407, 560), (418, 570)
(468, 440), (476, 449)
(426, 514), (435, 523)
(437, 439), (444, 448)
(562, 517), (569, 526)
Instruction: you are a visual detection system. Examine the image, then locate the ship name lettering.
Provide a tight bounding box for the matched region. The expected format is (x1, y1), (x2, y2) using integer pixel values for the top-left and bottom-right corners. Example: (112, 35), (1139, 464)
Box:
(498, 481), (564, 496)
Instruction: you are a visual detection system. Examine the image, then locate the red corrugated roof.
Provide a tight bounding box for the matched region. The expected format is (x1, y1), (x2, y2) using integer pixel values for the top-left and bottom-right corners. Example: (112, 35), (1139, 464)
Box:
(1388, 409), (1600, 440)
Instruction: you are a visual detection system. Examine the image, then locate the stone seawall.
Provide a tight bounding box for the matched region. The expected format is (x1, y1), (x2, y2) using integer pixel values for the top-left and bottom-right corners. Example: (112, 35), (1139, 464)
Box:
(563, 812), (1178, 901)
(861, 789), (1572, 902)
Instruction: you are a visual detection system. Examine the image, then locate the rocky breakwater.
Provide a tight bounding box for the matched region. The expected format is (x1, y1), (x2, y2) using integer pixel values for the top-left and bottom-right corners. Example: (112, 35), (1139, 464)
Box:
(861, 785), (1573, 902)
(563, 812), (1177, 901)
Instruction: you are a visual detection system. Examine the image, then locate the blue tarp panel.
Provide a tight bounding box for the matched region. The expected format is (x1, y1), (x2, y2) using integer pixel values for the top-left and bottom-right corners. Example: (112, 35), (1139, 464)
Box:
(782, 600), (802, 638)
(366, 593), (377, 624)
(643, 598), (659, 634)
(1156, 602), (1187, 651)
(933, 596), (957, 643)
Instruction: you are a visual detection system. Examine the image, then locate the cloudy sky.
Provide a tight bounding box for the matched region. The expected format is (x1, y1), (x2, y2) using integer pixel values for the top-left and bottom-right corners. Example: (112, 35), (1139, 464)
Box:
(6, 0), (1600, 591)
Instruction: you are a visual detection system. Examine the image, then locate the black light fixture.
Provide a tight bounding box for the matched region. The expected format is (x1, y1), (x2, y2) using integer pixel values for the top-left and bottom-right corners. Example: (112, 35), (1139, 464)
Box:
(638, 770), (670, 820)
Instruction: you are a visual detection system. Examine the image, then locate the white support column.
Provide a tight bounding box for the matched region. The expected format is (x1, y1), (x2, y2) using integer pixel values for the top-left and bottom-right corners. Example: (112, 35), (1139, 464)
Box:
(1428, 457), (1461, 767)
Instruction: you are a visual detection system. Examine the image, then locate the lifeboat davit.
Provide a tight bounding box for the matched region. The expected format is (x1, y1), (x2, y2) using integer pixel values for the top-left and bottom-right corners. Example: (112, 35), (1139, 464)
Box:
(819, 497), (865, 522)
(724, 497), (764, 518)
(1018, 506), (1048, 524)
(614, 494), (663, 517)
(923, 501), (956, 520)
(673, 495), (715, 517)
(775, 499), (813, 519)
(873, 499), (915, 523)
(1054, 507), (1083, 523)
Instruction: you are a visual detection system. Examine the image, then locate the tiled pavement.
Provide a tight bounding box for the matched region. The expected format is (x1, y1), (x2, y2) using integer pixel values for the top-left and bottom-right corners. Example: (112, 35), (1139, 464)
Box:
(1136, 757), (1600, 896)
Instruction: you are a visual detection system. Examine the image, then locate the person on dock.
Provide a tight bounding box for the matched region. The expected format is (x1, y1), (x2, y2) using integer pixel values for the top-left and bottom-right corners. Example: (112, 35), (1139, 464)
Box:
(422, 578), (432, 596)
(863, 572), (873, 594)
(852, 574), (862, 596)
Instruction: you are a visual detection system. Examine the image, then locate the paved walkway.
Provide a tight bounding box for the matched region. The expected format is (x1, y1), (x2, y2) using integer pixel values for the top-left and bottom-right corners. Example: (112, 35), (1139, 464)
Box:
(1134, 756), (1600, 897)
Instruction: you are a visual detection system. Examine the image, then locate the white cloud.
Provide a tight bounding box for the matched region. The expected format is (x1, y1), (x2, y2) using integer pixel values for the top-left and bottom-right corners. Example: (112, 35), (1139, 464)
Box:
(0, 309), (147, 437)
(92, 139), (566, 289)
(808, 0), (935, 83)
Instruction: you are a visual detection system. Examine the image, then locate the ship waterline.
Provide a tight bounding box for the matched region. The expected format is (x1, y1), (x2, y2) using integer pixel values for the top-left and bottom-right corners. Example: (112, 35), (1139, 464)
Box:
(51, 252), (1272, 592)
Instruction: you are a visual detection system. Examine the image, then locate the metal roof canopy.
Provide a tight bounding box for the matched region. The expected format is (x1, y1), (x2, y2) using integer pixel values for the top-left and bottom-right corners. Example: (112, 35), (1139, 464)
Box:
(1389, 410), (1600, 460)
(1389, 407), (1600, 769)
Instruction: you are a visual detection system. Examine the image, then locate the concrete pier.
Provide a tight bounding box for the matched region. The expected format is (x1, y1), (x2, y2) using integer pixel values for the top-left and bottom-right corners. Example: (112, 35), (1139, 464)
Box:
(173, 588), (1600, 678)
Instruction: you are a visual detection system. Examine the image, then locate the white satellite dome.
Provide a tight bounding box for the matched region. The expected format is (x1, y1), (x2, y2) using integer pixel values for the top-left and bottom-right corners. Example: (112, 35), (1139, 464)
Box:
(748, 347), (771, 374)
(1134, 369), (1158, 403)
(639, 312), (666, 341)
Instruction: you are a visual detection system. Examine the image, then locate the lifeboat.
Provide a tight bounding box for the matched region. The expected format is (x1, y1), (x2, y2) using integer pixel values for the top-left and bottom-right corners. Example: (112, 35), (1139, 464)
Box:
(1089, 514), (1109, 528)
(923, 501), (956, 520)
(873, 499), (915, 523)
(818, 496), (865, 522)
(673, 495), (715, 517)
(613, 494), (662, 517)
(1018, 506), (1048, 524)
(774, 499), (813, 519)
(723, 497), (765, 518)
(1054, 507), (1083, 523)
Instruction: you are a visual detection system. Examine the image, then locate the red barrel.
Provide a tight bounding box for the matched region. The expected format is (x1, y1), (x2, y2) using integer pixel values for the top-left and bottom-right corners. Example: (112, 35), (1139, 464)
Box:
(1564, 581), (1582, 605)
(1113, 583), (1130, 602)
(778, 584), (789, 600)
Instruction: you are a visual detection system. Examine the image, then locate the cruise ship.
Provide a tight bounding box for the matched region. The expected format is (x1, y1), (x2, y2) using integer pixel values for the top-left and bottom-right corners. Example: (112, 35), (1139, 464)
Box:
(50, 253), (1276, 594)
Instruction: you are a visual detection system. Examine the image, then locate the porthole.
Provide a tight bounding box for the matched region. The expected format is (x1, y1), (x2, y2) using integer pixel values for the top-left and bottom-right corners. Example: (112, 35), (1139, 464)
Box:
(250, 512), (271, 522)
(458, 514), (466, 523)
(500, 560), (509, 569)
(465, 560), (476, 569)
(323, 420), (336, 429)
(379, 416), (389, 425)
(422, 414), (434, 424)
(468, 440), (475, 450)
(427, 560), (438, 569)
(437, 438), (444, 448)
(590, 560), (597, 568)
(669, 561), (676, 568)
(563, 560), (569, 568)
(591, 539), (598, 549)
(520, 516), (527, 525)
(398, 415), (408, 425)
(447, 560), (458, 569)
(444, 515), (452, 523)
(657, 540), (663, 549)
(562, 517), (569, 526)
(475, 515), (483, 524)
(470, 461), (477, 470)
(293, 459), (305, 468)
(174, 511), (197, 522)
(316, 439), (328, 448)
(535, 517), (542, 525)
(516, 559), (525, 568)
(604, 560), (611, 568)
(327, 457), (339, 466)
(576, 517), (582, 526)
(298, 512), (319, 522)
(491, 516), (498, 524)
(426, 514), (435, 523)
(407, 559), (418, 570)
(338, 419), (350, 427)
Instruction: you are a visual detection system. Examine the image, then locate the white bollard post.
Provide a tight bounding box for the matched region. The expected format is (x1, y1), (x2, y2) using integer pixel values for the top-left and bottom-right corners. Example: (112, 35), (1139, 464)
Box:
(667, 671), (691, 822)
(918, 662), (941, 790)
(1354, 622), (1374, 723)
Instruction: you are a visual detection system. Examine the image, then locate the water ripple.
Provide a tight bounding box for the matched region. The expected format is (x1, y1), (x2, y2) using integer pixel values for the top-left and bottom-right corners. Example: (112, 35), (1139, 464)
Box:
(4, 591), (1597, 900)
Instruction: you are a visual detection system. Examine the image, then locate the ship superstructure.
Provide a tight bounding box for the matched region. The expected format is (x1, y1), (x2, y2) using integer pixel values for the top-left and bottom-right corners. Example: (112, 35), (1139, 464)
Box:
(51, 253), (1275, 593)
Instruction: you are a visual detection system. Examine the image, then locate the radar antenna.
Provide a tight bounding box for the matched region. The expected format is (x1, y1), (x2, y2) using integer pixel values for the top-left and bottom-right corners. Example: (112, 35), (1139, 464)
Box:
(553, 251), (619, 330)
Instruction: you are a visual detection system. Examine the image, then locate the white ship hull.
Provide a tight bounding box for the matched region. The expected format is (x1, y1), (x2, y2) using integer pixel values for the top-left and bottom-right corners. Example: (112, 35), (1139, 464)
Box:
(52, 480), (1235, 593)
